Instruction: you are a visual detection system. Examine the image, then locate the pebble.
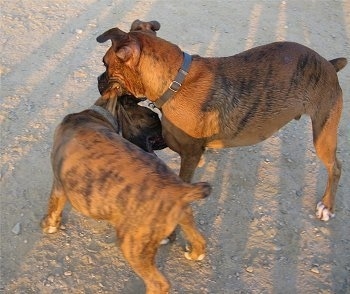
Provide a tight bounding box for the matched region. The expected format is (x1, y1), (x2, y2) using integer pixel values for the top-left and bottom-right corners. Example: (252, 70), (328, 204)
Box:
(274, 246), (282, 251)
(11, 222), (21, 235)
(246, 266), (254, 273)
(64, 271), (72, 276)
(310, 266), (320, 274)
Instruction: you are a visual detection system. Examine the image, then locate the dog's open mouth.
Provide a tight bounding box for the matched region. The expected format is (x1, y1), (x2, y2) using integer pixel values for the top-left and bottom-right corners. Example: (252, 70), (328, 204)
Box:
(148, 135), (167, 151)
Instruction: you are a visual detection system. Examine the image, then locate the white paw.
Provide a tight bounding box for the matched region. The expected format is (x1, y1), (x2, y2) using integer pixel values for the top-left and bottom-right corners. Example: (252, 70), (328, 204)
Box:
(316, 202), (335, 221)
(45, 226), (59, 234)
(184, 252), (205, 261)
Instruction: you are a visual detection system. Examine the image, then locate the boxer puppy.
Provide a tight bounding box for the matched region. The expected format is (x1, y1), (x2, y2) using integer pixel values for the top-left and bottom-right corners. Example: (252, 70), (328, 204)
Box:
(41, 93), (211, 293)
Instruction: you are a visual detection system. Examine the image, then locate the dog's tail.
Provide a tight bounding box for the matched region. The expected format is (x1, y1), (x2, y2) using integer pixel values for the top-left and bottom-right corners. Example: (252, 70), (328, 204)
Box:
(329, 57), (347, 72)
(182, 182), (212, 203)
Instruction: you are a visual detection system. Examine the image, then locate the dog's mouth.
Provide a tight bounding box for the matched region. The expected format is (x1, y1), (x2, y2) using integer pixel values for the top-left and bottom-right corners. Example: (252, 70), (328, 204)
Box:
(147, 135), (167, 151)
(98, 72), (130, 97)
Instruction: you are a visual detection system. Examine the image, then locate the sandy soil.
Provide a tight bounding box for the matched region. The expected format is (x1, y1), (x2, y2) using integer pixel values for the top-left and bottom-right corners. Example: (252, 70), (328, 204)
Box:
(1, 0), (349, 293)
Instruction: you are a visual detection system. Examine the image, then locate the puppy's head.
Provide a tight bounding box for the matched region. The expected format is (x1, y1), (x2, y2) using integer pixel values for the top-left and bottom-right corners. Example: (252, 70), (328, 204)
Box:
(117, 95), (167, 152)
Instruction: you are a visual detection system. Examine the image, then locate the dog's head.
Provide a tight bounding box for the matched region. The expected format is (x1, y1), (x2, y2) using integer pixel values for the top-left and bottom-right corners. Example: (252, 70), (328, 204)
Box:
(96, 20), (166, 152)
(117, 95), (167, 152)
(97, 20), (160, 99)
(96, 18), (183, 102)
(95, 94), (167, 152)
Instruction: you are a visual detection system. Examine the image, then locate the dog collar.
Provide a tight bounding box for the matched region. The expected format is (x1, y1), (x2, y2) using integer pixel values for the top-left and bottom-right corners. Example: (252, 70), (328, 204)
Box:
(89, 105), (120, 133)
(154, 52), (192, 109)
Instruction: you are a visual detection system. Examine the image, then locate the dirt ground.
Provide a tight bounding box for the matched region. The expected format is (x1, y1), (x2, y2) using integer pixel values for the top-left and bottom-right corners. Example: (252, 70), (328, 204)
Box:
(1, 0), (349, 293)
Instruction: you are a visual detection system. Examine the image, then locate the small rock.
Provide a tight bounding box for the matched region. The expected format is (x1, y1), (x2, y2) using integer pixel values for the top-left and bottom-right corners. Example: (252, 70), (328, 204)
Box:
(47, 275), (54, 283)
(295, 189), (302, 197)
(75, 29), (83, 34)
(11, 223), (21, 235)
(246, 266), (254, 273)
(64, 271), (72, 276)
(310, 266), (320, 274)
(274, 246), (282, 251)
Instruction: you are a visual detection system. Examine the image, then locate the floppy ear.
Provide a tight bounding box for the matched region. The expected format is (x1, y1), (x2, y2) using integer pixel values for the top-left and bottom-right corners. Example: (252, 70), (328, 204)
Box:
(130, 19), (161, 34)
(97, 27), (140, 64)
(96, 27), (128, 43)
(149, 20), (161, 32)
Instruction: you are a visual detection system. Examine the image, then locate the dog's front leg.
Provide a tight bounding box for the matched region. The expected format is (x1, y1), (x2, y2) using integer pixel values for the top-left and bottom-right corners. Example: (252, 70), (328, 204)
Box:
(179, 152), (203, 182)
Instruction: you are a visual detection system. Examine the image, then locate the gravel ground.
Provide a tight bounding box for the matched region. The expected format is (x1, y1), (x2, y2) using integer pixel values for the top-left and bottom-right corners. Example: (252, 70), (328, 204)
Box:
(1, 1), (349, 293)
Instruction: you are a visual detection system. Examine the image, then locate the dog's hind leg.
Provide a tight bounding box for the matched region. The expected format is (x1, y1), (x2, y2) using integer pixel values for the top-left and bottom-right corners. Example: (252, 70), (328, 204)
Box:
(120, 236), (170, 294)
(41, 182), (67, 233)
(311, 94), (343, 221)
(178, 207), (206, 261)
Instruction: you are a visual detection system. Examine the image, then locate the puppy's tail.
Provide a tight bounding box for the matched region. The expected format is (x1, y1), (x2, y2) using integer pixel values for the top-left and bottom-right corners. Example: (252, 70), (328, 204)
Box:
(182, 182), (212, 204)
(329, 57), (347, 72)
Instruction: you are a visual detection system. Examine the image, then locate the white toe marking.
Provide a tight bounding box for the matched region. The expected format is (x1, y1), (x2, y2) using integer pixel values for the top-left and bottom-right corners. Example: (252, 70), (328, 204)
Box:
(46, 226), (58, 234)
(316, 202), (335, 221)
(184, 252), (205, 261)
(184, 252), (192, 260)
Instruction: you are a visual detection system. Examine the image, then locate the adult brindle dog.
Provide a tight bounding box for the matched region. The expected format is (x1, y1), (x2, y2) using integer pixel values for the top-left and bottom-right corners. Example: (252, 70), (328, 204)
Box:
(96, 25), (347, 221)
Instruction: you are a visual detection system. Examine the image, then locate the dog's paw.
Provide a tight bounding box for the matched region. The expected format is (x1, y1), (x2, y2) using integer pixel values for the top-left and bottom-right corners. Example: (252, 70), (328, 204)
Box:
(42, 225), (59, 234)
(40, 217), (61, 234)
(316, 202), (335, 221)
(184, 252), (205, 261)
(184, 244), (205, 261)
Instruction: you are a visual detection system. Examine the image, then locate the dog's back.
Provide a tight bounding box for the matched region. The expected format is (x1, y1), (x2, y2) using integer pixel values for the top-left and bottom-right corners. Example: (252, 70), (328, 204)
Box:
(51, 109), (210, 222)
(43, 104), (211, 293)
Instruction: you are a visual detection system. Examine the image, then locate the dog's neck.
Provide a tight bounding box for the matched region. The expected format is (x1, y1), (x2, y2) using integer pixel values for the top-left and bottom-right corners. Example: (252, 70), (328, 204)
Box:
(154, 52), (192, 109)
(89, 105), (120, 133)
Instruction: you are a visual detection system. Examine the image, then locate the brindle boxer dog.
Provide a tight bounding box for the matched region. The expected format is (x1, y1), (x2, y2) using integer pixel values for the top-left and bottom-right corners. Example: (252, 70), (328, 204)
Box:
(41, 94), (211, 294)
(96, 25), (347, 221)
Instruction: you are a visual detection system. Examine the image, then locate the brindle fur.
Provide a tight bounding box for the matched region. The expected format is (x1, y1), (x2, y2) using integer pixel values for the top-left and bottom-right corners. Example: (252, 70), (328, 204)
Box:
(96, 25), (347, 221)
(41, 95), (211, 294)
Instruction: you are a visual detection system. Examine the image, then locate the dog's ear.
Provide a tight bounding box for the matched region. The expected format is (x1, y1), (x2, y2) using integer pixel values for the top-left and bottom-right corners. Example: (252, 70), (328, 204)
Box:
(149, 21), (161, 32)
(96, 27), (128, 43)
(130, 19), (161, 34)
(97, 27), (140, 64)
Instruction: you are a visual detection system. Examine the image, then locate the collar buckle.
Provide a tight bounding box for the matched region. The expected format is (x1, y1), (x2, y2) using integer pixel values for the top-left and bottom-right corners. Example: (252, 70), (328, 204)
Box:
(154, 52), (192, 108)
